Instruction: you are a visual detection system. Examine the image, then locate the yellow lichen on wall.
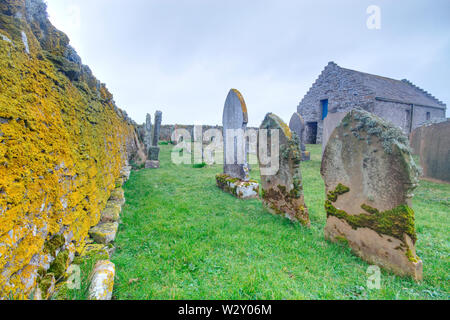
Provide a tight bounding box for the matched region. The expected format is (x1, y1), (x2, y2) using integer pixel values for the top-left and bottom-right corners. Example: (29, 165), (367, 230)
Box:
(0, 0), (138, 299)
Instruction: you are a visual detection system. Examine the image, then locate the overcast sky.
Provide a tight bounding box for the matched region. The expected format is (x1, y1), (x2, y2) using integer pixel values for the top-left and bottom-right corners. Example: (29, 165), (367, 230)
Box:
(45, 0), (450, 127)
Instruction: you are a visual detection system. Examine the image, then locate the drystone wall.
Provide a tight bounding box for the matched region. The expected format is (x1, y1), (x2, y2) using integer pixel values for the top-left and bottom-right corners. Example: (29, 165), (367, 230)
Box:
(0, 0), (144, 298)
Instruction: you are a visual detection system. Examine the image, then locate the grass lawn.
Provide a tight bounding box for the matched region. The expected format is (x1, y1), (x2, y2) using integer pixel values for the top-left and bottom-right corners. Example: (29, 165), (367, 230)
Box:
(111, 144), (449, 300)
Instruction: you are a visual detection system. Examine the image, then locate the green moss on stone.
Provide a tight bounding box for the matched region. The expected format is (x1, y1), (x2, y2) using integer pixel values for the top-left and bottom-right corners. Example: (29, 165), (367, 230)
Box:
(48, 250), (69, 279)
(43, 234), (65, 256)
(327, 183), (350, 202)
(325, 200), (417, 243)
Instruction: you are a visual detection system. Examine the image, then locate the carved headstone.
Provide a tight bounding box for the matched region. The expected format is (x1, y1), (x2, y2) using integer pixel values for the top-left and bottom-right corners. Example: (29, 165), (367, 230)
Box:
(321, 109), (422, 280)
(289, 112), (310, 161)
(222, 89), (250, 181)
(144, 113), (152, 151)
(258, 113), (310, 226)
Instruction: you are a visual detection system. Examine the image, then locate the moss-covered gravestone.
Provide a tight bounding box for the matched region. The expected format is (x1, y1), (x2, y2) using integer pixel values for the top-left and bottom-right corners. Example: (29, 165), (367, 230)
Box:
(289, 112), (310, 161)
(216, 89), (258, 199)
(258, 113), (310, 226)
(321, 109), (422, 280)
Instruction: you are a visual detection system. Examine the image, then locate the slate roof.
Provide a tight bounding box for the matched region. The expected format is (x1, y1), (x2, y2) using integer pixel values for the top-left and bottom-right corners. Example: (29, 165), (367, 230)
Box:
(337, 64), (446, 109)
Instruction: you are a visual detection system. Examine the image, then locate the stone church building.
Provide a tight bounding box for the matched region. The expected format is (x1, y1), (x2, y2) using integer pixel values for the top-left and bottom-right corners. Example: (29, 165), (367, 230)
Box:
(297, 62), (447, 144)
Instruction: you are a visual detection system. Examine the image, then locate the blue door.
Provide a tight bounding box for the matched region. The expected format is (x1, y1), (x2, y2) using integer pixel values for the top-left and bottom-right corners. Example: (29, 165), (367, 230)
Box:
(321, 99), (328, 120)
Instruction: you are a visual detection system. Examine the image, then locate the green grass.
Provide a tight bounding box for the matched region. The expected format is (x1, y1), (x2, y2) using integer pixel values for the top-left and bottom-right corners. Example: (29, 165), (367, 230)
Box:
(111, 144), (449, 300)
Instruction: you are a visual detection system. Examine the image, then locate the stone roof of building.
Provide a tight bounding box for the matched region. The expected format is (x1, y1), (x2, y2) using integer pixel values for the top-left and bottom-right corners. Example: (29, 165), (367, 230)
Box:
(332, 62), (446, 109)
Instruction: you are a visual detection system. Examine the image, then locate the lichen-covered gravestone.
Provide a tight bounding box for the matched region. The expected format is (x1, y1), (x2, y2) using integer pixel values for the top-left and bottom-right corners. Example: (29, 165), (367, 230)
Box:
(216, 89), (258, 198)
(321, 109), (422, 280)
(258, 113), (310, 226)
(146, 110), (162, 169)
(289, 112), (310, 161)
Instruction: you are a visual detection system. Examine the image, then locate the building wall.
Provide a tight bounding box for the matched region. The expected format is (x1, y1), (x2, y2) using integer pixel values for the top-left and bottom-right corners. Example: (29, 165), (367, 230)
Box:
(297, 62), (375, 144)
(297, 62), (447, 143)
(411, 105), (446, 130)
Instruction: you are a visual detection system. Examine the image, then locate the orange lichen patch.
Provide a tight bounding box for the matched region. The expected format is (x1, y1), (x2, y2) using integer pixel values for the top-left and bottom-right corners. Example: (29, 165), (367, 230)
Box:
(231, 89), (248, 124)
(267, 113), (292, 139)
(0, 1), (136, 298)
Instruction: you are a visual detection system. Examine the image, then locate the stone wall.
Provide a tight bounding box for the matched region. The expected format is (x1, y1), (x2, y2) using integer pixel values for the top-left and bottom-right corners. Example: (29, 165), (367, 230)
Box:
(159, 124), (223, 142)
(0, 0), (144, 298)
(159, 124), (259, 142)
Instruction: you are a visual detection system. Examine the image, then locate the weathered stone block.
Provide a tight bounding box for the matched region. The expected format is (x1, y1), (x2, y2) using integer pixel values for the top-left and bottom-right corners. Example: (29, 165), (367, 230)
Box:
(145, 160), (160, 169)
(258, 113), (310, 226)
(100, 202), (121, 223)
(89, 222), (119, 244)
(321, 109), (422, 280)
(80, 244), (110, 260)
(109, 187), (125, 205)
(88, 260), (115, 300)
(216, 174), (259, 199)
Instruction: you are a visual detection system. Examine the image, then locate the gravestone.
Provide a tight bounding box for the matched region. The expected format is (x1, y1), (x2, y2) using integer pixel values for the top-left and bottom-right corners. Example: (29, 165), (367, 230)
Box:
(223, 89), (249, 180)
(216, 89), (258, 198)
(152, 111), (163, 147)
(416, 120), (450, 183)
(258, 113), (310, 226)
(146, 110), (162, 169)
(289, 112), (310, 161)
(144, 113), (152, 152)
(322, 111), (348, 154)
(321, 109), (422, 280)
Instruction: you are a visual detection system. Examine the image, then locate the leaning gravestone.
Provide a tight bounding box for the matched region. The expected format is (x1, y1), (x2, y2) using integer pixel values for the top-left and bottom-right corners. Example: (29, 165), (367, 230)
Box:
(146, 110), (162, 169)
(289, 112), (310, 161)
(258, 113), (310, 226)
(321, 109), (422, 280)
(216, 89), (258, 199)
(416, 120), (450, 183)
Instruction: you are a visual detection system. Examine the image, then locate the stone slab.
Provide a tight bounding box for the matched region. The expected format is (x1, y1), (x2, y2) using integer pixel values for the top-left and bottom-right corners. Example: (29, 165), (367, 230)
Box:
(89, 222), (119, 244)
(88, 260), (115, 300)
(216, 174), (259, 199)
(145, 160), (160, 169)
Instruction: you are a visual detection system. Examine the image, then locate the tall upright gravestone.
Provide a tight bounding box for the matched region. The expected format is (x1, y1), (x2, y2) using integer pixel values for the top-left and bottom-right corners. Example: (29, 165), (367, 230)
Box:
(289, 112), (310, 161)
(258, 113), (310, 226)
(321, 109), (422, 280)
(146, 110), (162, 169)
(216, 89), (259, 199)
(144, 113), (152, 152)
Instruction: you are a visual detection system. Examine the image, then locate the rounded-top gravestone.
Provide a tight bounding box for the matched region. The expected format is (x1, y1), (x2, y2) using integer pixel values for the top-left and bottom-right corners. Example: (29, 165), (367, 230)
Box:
(258, 113), (310, 226)
(289, 112), (310, 161)
(222, 89), (249, 181)
(321, 109), (422, 280)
